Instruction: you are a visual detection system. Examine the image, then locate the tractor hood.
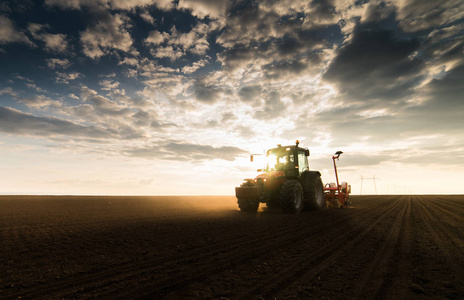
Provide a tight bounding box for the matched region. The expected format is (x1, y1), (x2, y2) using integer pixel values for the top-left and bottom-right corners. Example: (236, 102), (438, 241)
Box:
(254, 171), (286, 191)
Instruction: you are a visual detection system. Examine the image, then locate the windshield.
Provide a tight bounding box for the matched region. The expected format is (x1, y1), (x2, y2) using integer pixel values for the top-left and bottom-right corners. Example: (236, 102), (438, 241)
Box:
(266, 152), (294, 171)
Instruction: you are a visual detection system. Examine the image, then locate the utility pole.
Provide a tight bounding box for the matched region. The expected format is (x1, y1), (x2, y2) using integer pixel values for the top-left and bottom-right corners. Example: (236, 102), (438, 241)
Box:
(360, 175), (380, 195)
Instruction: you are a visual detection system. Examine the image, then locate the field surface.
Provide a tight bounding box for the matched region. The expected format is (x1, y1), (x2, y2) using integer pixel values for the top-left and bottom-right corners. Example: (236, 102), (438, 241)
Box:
(1, 195), (464, 299)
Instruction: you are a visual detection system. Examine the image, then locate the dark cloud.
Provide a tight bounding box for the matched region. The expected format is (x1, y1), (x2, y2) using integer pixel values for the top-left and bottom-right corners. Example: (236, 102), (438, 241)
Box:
(323, 21), (424, 104)
(221, 112), (236, 123)
(309, 0), (336, 22)
(193, 76), (223, 104)
(263, 59), (310, 79)
(426, 64), (464, 106)
(0, 106), (111, 139)
(254, 91), (286, 120)
(411, 64), (464, 131)
(422, 28), (464, 67)
(218, 42), (270, 70)
(125, 142), (246, 161)
(396, 0), (464, 32)
(238, 85), (262, 102)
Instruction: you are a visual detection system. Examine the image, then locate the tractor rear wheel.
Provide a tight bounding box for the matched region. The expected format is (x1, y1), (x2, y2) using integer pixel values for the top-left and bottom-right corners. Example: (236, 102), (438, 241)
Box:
(301, 172), (325, 210)
(237, 198), (259, 212)
(279, 179), (304, 213)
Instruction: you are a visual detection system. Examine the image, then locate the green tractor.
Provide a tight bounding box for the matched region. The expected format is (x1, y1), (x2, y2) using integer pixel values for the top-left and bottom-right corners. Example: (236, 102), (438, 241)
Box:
(235, 140), (325, 213)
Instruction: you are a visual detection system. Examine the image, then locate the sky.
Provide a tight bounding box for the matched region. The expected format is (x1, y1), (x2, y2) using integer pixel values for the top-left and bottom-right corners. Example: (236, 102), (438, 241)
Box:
(0, 0), (463, 195)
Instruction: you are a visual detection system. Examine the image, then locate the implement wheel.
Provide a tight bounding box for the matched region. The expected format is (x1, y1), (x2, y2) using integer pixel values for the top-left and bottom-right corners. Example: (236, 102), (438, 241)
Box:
(279, 179), (304, 214)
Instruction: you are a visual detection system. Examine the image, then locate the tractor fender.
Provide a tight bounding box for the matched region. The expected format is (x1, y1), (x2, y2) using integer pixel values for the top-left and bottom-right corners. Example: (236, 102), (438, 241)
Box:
(300, 170), (321, 181)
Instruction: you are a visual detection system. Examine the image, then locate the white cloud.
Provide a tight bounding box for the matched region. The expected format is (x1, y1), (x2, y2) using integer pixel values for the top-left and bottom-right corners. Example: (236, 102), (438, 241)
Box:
(150, 45), (183, 61)
(145, 30), (168, 45)
(56, 72), (83, 84)
(118, 57), (139, 66)
(68, 93), (80, 100)
(0, 87), (17, 97)
(178, 0), (231, 19)
(0, 15), (35, 46)
(110, 0), (173, 10)
(80, 13), (135, 59)
(46, 58), (71, 69)
(25, 83), (46, 93)
(16, 95), (62, 109)
(140, 10), (155, 24)
(79, 86), (130, 117)
(181, 59), (208, 74)
(28, 23), (69, 53)
(99, 79), (120, 90)
(145, 23), (213, 61)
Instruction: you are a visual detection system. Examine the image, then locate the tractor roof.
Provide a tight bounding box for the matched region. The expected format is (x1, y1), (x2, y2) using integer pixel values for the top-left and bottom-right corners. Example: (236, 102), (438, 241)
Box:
(267, 144), (308, 156)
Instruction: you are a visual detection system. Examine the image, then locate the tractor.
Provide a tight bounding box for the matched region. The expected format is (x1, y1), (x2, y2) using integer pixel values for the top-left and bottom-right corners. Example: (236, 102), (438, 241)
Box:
(235, 140), (325, 213)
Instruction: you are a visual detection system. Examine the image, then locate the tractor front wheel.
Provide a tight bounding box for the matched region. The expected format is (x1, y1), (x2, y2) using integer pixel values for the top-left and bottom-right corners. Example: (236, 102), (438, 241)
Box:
(279, 179), (304, 213)
(237, 198), (259, 212)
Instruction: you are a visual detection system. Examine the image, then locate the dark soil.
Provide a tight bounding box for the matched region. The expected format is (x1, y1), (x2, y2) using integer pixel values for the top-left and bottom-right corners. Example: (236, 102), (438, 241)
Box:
(1, 195), (463, 299)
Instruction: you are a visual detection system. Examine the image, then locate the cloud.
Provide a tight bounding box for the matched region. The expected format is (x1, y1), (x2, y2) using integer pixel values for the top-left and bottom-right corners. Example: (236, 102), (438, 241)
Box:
(193, 75), (224, 104)
(56, 72), (82, 84)
(322, 20), (424, 104)
(99, 79), (120, 91)
(80, 86), (131, 116)
(253, 91), (286, 120)
(422, 25), (464, 73)
(140, 10), (155, 25)
(215, 2), (334, 76)
(0, 87), (17, 97)
(395, 0), (464, 32)
(16, 95), (61, 109)
(44, 0), (104, 10)
(25, 83), (46, 93)
(178, 0), (231, 19)
(46, 58), (71, 69)
(308, 0), (337, 24)
(238, 85), (262, 102)
(0, 106), (111, 139)
(125, 141), (246, 161)
(150, 45), (183, 61)
(80, 13), (135, 59)
(28, 23), (68, 53)
(145, 30), (168, 45)
(0, 15), (35, 46)
(145, 23), (212, 61)
(181, 59), (208, 74)
(45, 0), (173, 11)
(109, 0), (172, 10)
(416, 64), (464, 128)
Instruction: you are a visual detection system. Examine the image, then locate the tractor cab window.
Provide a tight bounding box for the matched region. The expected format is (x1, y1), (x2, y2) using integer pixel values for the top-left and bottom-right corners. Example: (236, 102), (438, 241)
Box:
(267, 153), (294, 171)
(298, 152), (309, 174)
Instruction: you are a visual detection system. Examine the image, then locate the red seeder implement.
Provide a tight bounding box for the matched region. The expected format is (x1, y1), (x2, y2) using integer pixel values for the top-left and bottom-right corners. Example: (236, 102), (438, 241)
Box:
(324, 151), (351, 208)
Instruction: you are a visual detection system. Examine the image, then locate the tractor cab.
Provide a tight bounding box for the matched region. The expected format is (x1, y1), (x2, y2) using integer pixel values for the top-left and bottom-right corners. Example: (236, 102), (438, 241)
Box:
(261, 141), (310, 178)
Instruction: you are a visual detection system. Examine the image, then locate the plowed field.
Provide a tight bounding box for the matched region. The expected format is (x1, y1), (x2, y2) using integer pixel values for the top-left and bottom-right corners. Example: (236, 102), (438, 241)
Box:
(1, 195), (464, 299)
